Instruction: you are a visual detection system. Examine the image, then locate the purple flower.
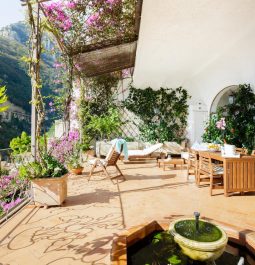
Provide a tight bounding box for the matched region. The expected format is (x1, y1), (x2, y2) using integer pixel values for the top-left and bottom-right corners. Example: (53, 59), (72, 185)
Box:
(49, 130), (79, 163)
(49, 102), (53, 107)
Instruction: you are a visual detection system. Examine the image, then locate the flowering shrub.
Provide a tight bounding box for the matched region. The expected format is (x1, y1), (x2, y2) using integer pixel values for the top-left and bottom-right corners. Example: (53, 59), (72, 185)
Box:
(42, 0), (137, 52)
(0, 173), (30, 216)
(49, 130), (80, 164)
(216, 118), (226, 130)
(202, 84), (255, 152)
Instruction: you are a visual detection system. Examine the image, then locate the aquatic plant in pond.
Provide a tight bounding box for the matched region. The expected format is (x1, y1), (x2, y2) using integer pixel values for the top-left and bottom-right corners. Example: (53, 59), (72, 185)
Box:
(174, 220), (222, 242)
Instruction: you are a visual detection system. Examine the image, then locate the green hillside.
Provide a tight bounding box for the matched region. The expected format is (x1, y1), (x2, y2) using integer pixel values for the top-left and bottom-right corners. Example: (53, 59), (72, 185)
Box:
(0, 22), (58, 148)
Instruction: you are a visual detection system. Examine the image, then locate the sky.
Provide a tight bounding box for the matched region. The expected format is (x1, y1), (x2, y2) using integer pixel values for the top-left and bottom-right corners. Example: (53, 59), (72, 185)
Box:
(0, 1), (25, 29)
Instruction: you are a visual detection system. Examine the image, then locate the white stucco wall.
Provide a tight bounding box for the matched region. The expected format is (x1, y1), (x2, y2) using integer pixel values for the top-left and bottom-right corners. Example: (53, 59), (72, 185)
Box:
(133, 0), (255, 108)
(132, 0), (255, 143)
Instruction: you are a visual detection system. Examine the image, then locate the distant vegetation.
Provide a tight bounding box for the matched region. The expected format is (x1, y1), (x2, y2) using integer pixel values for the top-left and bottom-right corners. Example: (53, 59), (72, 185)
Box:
(0, 22), (58, 149)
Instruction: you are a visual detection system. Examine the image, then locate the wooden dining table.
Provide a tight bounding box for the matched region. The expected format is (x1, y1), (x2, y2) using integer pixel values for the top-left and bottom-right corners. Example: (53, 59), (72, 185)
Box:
(201, 151), (255, 196)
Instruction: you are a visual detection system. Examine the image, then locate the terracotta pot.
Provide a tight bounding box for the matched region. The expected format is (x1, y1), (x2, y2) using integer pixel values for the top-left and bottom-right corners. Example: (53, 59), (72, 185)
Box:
(70, 167), (84, 175)
(31, 174), (68, 206)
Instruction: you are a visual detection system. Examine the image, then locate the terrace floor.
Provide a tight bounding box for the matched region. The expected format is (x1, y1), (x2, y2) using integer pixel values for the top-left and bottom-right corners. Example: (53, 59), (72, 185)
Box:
(0, 160), (255, 265)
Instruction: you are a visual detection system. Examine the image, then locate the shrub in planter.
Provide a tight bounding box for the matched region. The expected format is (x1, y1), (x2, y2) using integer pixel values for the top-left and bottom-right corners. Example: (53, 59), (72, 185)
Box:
(19, 154), (68, 206)
(66, 143), (83, 175)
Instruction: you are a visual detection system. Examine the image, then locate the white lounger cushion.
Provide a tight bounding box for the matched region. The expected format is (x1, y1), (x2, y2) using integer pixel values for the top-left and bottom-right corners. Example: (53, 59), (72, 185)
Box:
(128, 143), (163, 157)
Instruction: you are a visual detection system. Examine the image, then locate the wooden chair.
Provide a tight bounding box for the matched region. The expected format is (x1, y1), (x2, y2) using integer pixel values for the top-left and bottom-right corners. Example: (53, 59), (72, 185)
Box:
(186, 149), (198, 181)
(197, 152), (224, 196)
(236, 147), (248, 155)
(88, 144), (125, 184)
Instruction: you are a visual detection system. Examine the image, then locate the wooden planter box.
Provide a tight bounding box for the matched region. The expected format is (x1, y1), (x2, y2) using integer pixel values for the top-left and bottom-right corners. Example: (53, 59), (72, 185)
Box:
(31, 174), (68, 206)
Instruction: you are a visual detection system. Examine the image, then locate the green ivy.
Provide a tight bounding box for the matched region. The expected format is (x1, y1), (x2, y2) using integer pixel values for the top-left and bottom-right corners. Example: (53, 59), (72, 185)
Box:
(124, 85), (190, 143)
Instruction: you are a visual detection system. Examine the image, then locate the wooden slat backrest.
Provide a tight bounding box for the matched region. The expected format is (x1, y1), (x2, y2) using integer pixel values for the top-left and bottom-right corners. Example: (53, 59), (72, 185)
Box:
(106, 144), (123, 166)
(188, 149), (198, 168)
(199, 152), (212, 175)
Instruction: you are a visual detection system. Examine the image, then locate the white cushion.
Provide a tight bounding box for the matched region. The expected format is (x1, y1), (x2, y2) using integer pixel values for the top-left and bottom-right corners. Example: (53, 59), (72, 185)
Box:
(128, 143), (163, 157)
(143, 143), (163, 155)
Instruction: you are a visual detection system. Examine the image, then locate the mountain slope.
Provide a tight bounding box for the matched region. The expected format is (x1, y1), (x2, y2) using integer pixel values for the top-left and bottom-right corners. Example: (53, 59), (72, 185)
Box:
(0, 22), (58, 148)
(0, 22), (57, 113)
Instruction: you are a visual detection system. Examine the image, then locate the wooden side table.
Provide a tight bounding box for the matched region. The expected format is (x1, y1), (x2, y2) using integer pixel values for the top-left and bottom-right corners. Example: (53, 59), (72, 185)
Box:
(158, 158), (184, 170)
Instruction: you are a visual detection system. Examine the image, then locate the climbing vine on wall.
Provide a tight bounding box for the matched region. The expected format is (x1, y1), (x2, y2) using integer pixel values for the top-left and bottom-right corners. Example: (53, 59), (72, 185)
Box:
(124, 85), (190, 143)
(78, 73), (122, 149)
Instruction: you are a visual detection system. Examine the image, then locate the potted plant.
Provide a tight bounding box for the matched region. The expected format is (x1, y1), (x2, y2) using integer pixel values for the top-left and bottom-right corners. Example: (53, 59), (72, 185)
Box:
(67, 144), (84, 175)
(19, 153), (68, 207)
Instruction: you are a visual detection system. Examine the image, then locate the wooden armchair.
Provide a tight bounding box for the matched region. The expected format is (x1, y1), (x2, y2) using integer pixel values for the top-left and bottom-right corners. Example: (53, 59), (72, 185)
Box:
(186, 149), (198, 181)
(197, 152), (224, 196)
(88, 144), (125, 184)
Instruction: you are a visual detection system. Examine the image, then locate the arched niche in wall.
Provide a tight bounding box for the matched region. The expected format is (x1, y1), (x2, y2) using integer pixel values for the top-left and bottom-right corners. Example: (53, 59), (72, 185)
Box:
(210, 85), (238, 113)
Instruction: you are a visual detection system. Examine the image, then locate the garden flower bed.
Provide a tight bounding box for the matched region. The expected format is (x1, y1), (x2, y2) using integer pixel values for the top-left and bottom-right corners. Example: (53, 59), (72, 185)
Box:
(0, 172), (30, 223)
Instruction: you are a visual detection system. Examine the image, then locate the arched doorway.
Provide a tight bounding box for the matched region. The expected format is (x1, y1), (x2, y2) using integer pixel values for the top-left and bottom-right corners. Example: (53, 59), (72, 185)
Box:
(210, 85), (238, 113)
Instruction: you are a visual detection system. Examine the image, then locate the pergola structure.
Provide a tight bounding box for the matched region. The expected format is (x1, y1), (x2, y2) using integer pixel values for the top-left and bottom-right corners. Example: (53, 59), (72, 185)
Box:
(21, 0), (143, 77)
(20, 0), (143, 158)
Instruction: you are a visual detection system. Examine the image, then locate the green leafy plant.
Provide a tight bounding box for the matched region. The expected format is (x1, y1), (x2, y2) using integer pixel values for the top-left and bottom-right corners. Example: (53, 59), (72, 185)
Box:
(87, 107), (122, 140)
(79, 73), (121, 149)
(0, 168), (9, 176)
(202, 84), (255, 152)
(9, 132), (31, 155)
(19, 153), (68, 179)
(0, 86), (8, 112)
(124, 85), (190, 143)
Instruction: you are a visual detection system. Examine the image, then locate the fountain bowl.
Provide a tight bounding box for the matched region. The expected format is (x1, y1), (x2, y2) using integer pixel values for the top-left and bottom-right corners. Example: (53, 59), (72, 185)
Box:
(169, 218), (228, 262)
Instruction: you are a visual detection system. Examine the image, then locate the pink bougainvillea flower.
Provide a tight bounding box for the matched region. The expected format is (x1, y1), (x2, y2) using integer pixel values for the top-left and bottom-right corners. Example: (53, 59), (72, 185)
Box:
(106, 0), (118, 4)
(53, 79), (61, 84)
(75, 64), (82, 71)
(53, 62), (64, 69)
(86, 12), (99, 25)
(43, 1), (72, 31)
(65, 1), (76, 9)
